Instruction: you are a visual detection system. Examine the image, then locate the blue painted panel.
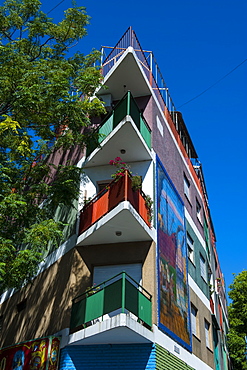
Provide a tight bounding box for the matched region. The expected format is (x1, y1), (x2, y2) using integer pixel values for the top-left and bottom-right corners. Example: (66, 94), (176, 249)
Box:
(59, 344), (156, 370)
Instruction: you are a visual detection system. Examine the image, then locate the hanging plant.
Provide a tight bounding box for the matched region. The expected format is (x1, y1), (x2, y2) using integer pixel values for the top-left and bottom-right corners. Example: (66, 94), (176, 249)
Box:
(144, 194), (153, 223)
(131, 175), (142, 191)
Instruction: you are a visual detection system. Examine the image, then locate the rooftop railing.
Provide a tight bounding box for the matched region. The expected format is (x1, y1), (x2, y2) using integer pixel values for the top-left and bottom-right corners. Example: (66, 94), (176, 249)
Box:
(70, 271), (152, 333)
(101, 27), (177, 123)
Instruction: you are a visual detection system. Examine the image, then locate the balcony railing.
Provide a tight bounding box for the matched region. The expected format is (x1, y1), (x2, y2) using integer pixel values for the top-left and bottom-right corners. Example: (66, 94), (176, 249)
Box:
(87, 91), (151, 157)
(79, 170), (152, 234)
(70, 272), (152, 333)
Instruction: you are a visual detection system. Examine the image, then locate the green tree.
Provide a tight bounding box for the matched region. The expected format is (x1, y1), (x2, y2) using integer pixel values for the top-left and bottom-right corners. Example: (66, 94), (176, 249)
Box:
(0, 0), (105, 289)
(228, 270), (247, 370)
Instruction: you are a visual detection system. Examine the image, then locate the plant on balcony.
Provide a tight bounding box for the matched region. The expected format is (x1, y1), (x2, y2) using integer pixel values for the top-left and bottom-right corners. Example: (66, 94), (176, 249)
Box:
(144, 194), (153, 223)
(109, 157), (142, 191)
(109, 157), (130, 179)
(131, 174), (142, 191)
(85, 284), (100, 296)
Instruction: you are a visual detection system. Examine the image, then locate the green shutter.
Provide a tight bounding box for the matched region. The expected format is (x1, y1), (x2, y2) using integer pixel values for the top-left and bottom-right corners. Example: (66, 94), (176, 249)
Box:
(156, 344), (195, 370)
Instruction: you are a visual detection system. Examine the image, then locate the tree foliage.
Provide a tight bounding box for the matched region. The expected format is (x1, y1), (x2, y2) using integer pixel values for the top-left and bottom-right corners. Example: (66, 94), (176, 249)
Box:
(228, 270), (247, 370)
(0, 0), (105, 289)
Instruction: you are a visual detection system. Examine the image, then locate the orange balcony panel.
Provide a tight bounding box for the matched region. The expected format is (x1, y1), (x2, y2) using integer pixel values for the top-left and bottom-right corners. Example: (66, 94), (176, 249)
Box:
(138, 192), (150, 225)
(92, 191), (109, 222)
(108, 176), (126, 210)
(79, 171), (151, 235)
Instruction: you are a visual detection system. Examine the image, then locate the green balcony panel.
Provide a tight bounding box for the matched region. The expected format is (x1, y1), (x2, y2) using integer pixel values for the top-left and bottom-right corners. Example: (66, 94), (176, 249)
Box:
(129, 93), (141, 129)
(70, 298), (86, 330)
(85, 289), (104, 322)
(139, 291), (152, 327)
(98, 115), (114, 144)
(140, 117), (151, 149)
(103, 279), (122, 314)
(113, 93), (128, 128)
(125, 279), (138, 315)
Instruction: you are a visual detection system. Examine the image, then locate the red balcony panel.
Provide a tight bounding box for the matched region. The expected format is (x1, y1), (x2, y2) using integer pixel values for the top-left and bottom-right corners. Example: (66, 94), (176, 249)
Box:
(210, 297), (214, 313)
(108, 175), (126, 211)
(79, 171), (151, 235)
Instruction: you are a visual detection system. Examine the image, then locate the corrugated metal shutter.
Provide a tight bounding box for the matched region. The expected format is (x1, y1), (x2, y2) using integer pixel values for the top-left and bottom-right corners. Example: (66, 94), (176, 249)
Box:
(156, 344), (195, 370)
(93, 263), (142, 287)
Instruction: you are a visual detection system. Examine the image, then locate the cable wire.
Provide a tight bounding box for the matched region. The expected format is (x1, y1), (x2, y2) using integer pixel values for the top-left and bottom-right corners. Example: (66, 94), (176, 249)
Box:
(178, 58), (247, 108)
(47, 0), (65, 15)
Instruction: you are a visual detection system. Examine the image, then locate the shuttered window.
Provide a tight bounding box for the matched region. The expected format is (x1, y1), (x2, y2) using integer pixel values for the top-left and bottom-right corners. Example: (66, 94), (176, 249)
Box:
(205, 319), (210, 348)
(93, 263), (142, 287)
(200, 254), (207, 281)
(191, 303), (198, 337)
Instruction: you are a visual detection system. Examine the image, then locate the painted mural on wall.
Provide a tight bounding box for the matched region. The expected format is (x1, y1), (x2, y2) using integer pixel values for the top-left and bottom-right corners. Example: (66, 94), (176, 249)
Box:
(157, 158), (192, 351)
(0, 336), (60, 370)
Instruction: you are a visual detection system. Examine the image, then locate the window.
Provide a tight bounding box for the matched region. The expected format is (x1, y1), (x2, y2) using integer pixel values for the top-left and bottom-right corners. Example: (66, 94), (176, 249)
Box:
(187, 232), (194, 263)
(204, 319), (211, 348)
(184, 175), (190, 201)
(191, 303), (199, 337)
(200, 254), (207, 281)
(196, 199), (202, 223)
(97, 180), (112, 192)
(17, 299), (27, 313)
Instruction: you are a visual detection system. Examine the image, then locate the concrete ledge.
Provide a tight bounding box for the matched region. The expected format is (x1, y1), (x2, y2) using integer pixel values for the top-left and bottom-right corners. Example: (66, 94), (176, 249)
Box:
(68, 313), (154, 346)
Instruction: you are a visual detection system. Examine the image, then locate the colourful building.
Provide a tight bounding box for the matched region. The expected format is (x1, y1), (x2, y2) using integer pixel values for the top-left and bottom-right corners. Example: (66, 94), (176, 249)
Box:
(0, 27), (230, 370)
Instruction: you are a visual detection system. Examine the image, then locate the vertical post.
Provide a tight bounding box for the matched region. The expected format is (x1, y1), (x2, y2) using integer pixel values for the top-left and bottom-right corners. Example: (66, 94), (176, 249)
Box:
(130, 26), (133, 47)
(100, 47), (104, 67)
(127, 90), (130, 116)
(122, 272), (126, 313)
(124, 170), (128, 201)
(149, 52), (153, 87)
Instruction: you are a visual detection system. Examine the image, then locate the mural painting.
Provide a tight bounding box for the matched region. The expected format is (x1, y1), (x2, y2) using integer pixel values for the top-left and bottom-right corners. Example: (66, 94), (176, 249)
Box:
(0, 336), (60, 370)
(157, 158), (191, 351)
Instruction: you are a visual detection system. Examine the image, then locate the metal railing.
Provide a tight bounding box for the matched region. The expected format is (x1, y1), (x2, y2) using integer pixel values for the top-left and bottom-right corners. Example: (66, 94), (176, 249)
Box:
(70, 271), (152, 332)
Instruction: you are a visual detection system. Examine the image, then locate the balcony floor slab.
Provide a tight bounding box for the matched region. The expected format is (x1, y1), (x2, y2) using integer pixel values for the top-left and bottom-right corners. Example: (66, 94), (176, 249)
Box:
(68, 313), (154, 345)
(77, 201), (155, 246)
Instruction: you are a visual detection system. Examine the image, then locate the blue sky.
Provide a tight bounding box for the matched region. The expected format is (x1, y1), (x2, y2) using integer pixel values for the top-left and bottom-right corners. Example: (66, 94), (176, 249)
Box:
(39, 0), (247, 294)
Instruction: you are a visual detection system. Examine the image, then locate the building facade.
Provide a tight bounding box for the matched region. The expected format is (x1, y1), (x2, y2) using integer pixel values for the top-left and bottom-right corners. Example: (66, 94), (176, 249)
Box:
(0, 28), (230, 370)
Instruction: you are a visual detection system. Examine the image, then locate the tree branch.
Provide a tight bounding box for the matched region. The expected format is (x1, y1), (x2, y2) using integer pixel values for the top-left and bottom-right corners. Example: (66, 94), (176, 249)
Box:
(29, 36), (54, 62)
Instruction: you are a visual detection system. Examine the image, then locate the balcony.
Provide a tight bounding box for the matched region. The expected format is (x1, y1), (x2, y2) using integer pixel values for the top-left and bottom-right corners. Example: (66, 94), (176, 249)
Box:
(85, 91), (151, 167)
(70, 272), (152, 334)
(79, 170), (152, 238)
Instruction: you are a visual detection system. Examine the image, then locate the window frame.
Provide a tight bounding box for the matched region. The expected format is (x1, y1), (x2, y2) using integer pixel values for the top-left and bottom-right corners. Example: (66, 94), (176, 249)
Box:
(204, 319), (211, 349)
(184, 174), (191, 201)
(196, 198), (203, 224)
(200, 253), (207, 282)
(191, 303), (199, 338)
(187, 232), (194, 264)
